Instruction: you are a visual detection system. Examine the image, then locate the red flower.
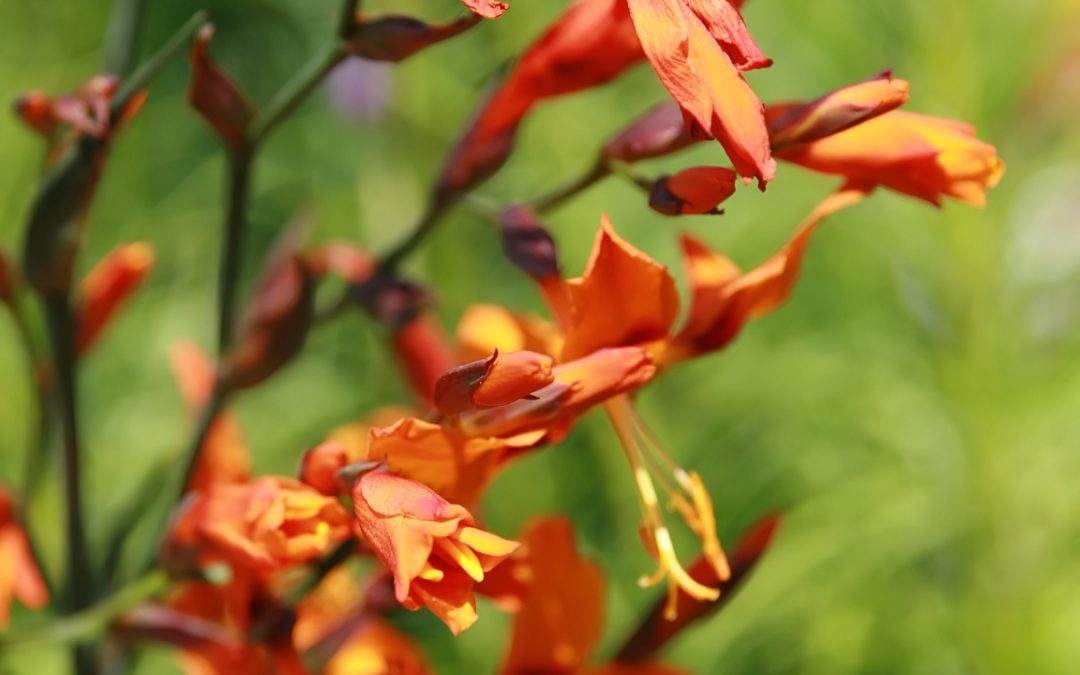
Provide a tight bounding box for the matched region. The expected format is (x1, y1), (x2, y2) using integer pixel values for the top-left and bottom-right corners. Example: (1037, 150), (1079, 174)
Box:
(0, 485), (49, 628)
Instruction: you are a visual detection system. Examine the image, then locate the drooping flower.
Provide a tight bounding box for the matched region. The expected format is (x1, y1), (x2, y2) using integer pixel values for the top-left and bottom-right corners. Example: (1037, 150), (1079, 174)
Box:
(351, 469), (518, 634)
(648, 166), (737, 216)
(439, 0), (773, 194)
(772, 109), (1005, 206)
(0, 485), (49, 628)
(493, 517), (686, 675)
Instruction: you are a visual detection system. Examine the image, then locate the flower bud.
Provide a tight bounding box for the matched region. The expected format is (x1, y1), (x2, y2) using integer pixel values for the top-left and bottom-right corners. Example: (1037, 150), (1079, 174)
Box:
(602, 101), (699, 163)
(348, 15), (480, 63)
(768, 71), (910, 151)
(0, 248), (15, 305)
(75, 242), (155, 353)
(500, 205), (560, 280)
(188, 25), (255, 151)
(649, 166), (737, 216)
(433, 350), (554, 416)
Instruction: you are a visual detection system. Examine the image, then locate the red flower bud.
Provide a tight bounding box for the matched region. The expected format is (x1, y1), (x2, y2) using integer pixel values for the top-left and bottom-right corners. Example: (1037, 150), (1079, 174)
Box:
(433, 350), (554, 416)
(75, 242), (155, 353)
(349, 15), (481, 63)
(602, 101), (699, 163)
(649, 166), (737, 216)
(499, 205), (560, 280)
(188, 25), (256, 151)
(0, 247), (15, 305)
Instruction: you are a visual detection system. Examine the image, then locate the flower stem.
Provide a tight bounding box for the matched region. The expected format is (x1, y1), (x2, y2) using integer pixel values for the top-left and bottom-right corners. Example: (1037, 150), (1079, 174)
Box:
(101, 0), (148, 76)
(530, 158), (611, 214)
(215, 148), (253, 353)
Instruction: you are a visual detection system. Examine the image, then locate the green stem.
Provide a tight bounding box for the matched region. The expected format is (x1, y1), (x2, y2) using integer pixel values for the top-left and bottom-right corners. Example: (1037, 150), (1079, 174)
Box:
(216, 148), (253, 353)
(42, 296), (96, 675)
(248, 45), (349, 146)
(101, 0), (148, 76)
(377, 195), (455, 271)
(0, 570), (170, 650)
(530, 158), (611, 214)
(110, 11), (209, 119)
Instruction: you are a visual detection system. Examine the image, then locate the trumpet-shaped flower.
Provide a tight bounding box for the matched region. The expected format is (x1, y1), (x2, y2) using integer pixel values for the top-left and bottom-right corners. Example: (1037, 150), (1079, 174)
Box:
(352, 470), (518, 634)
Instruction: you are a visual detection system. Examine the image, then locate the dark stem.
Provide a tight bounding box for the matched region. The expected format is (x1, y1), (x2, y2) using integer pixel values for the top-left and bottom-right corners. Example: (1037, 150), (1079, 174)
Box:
(101, 0), (148, 76)
(530, 158), (611, 214)
(378, 195), (455, 271)
(337, 0), (361, 38)
(43, 296), (96, 675)
(248, 46), (348, 146)
(216, 148), (253, 353)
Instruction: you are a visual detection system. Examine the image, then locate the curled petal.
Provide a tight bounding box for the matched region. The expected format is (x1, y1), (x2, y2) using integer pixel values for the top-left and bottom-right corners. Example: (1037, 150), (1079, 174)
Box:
(768, 71), (911, 151)
(563, 217), (679, 361)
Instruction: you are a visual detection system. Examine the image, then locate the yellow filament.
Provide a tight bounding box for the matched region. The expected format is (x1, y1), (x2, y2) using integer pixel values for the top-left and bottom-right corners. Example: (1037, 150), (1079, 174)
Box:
(434, 536), (485, 582)
(606, 395), (721, 614)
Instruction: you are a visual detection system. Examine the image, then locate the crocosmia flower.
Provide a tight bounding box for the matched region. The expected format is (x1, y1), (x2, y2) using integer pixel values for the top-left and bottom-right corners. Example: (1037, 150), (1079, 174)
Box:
(352, 469), (518, 634)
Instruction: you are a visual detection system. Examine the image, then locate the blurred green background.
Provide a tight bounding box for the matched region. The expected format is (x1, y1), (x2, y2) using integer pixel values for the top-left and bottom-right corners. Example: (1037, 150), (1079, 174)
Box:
(2, 0), (1080, 672)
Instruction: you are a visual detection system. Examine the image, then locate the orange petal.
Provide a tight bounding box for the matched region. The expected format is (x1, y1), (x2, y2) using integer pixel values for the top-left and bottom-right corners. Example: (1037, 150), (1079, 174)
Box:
(460, 0), (508, 18)
(563, 217), (678, 361)
(671, 183), (871, 358)
(681, 0), (771, 70)
(438, 0), (642, 194)
(626, 0), (774, 186)
(775, 110), (1004, 206)
(767, 71), (911, 151)
(500, 518), (605, 674)
(457, 304), (562, 362)
(76, 242), (155, 354)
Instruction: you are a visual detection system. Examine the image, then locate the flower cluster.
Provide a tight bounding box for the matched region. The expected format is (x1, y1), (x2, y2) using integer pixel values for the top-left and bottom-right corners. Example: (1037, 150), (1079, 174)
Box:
(0, 0), (1003, 672)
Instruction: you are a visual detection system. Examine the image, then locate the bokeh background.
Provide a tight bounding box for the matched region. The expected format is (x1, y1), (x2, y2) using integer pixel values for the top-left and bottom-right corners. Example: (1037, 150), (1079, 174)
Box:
(2, 0), (1080, 672)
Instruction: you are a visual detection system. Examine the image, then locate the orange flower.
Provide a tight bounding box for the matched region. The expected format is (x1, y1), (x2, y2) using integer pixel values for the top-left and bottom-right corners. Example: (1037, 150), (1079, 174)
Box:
(351, 470), (518, 634)
(441, 0), (774, 192)
(75, 242), (155, 353)
(439, 0), (642, 194)
(0, 486), (49, 628)
(169, 342), (252, 492)
(774, 109), (1005, 206)
(626, 0), (774, 186)
(192, 477), (351, 575)
(495, 517), (685, 675)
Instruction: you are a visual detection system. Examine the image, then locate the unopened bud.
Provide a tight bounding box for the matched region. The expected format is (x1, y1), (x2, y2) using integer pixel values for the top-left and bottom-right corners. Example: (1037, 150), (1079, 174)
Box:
(649, 167), (737, 216)
(768, 71), (910, 152)
(603, 102), (700, 163)
(348, 14), (481, 63)
(500, 205), (560, 279)
(433, 349), (554, 416)
(299, 441), (351, 496)
(76, 242), (155, 353)
(188, 25), (255, 150)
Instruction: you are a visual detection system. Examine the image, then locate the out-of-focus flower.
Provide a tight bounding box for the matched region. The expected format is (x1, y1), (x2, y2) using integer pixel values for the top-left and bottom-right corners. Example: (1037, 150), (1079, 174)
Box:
(460, 0), (508, 19)
(326, 58), (394, 122)
(188, 477), (351, 576)
(188, 25), (255, 151)
(439, 0), (773, 193)
(773, 109), (1005, 206)
(169, 342), (251, 492)
(351, 470), (518, 634)
(493, 517), (685, 675)
(219, 251), (315, 391)
(648, 166), (737, 215)
(75, 242), (155, 353)
(14, 74), (145, 149)
(0, 485), (49, 628)
(347, 14), (481, 63)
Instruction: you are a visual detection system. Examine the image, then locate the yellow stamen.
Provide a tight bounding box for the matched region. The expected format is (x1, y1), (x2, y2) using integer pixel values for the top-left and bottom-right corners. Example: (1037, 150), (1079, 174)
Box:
(418, 561), (445, 582)
(434, 536), (485, 582)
